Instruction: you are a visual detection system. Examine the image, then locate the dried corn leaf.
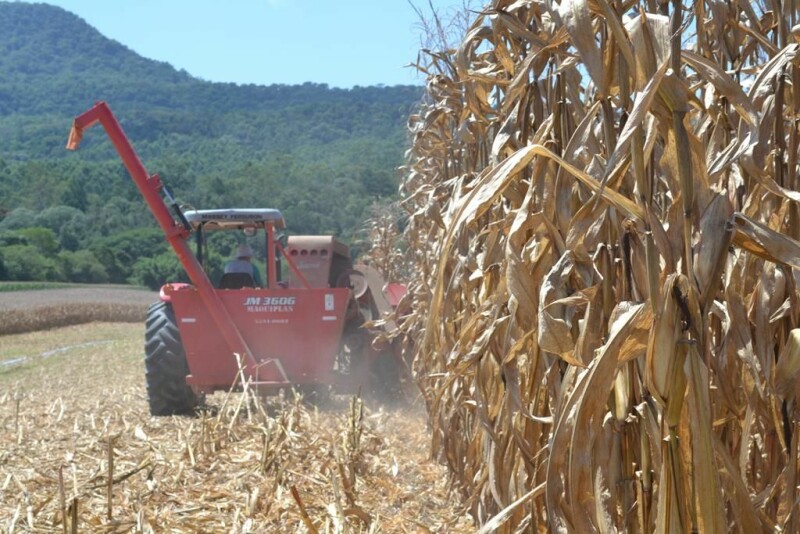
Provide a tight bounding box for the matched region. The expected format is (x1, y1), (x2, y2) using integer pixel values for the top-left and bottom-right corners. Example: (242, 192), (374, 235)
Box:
(401, 0), (800, 530)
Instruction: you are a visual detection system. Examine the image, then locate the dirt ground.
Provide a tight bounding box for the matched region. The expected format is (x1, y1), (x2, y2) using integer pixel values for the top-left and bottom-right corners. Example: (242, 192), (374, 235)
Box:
(0, 286), (157, 312)
(0, 286), (158, 336)
(0, 322), (472, 532)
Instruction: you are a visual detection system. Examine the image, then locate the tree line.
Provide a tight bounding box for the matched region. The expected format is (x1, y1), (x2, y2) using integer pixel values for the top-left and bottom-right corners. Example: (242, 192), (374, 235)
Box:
(0, 2), (420, 288)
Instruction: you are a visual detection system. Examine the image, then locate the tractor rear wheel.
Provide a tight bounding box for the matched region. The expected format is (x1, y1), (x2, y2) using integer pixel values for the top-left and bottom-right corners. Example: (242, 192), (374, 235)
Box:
(370, 350), (403, 402)
(144, 301), (197, 416)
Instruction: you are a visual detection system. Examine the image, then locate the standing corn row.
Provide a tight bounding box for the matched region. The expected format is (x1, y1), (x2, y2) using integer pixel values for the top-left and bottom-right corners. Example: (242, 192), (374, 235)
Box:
(400, 0), (800, 531)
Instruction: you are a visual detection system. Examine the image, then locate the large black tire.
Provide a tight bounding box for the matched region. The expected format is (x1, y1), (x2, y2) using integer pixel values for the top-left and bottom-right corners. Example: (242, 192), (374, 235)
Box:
(370, 350), (403, 403)
(144, 301), (198, 416)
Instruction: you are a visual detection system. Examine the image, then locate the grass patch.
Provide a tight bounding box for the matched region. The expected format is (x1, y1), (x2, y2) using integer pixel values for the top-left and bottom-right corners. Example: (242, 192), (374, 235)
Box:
(0, 281), (72, 292)
(0, 282), (151, 292)
(0, 323), (135, 381)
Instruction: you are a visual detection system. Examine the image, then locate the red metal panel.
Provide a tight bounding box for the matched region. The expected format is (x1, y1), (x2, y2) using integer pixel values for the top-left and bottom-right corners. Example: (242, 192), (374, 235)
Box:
(285, 236), (335, 288)
(383, 283), (407, 307)
(167, 285), (351, 388)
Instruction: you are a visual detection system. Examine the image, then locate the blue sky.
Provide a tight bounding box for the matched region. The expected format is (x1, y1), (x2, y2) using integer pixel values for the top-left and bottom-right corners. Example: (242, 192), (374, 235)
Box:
(23, 0), (472, 87)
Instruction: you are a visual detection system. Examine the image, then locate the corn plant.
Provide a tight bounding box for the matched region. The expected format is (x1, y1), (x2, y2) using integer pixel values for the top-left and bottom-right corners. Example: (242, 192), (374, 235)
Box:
(402, 0), (800, 531)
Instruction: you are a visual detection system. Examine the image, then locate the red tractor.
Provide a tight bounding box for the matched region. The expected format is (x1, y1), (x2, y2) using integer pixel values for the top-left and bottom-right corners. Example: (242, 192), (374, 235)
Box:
(67, 102), (406, 415)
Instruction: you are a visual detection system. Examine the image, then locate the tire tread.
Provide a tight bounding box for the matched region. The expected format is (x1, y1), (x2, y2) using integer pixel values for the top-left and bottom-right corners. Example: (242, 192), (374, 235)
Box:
(144, 301), (197, 416)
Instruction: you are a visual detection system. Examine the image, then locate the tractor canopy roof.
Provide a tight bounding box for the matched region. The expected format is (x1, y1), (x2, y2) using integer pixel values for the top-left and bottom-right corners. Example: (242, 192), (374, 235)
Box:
(183, 209), (286, 231)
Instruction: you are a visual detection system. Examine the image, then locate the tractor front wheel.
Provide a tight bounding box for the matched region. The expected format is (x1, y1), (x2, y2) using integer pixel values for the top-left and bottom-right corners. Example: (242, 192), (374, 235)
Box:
(144, 301), (197, 416)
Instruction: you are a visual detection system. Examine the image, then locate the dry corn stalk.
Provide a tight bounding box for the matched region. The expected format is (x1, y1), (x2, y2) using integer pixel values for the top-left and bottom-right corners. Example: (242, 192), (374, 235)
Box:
(357, 202), (410, 282)
(402, 0), (800, 531)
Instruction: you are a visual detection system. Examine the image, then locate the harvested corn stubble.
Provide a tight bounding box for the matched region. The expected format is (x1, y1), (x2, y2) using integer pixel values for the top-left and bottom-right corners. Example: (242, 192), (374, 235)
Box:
(0, 323), (473, 532)
(400, 0), (800, 531)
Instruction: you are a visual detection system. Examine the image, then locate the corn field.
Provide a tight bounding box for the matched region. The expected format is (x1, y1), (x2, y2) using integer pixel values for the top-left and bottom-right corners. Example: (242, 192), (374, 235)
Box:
(401, 0), (800, 531)
(0, 323), (472, 532)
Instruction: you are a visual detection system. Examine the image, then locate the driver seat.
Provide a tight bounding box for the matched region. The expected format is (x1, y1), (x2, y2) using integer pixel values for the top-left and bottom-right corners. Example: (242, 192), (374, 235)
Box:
(218, 272), (255, 289)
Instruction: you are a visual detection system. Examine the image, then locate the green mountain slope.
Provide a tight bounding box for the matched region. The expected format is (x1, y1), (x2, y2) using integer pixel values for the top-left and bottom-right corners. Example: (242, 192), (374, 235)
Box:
(0, 2), (419, 287)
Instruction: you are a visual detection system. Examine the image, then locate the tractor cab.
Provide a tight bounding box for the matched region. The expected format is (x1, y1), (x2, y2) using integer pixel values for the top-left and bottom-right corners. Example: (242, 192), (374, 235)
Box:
(184, 209), (357, 292)
(184, 209), (285, 289)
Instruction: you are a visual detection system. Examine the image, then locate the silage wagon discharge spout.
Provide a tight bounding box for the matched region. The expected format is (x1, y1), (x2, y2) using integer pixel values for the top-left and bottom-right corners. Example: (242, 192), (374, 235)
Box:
(67, 101), (261, 379)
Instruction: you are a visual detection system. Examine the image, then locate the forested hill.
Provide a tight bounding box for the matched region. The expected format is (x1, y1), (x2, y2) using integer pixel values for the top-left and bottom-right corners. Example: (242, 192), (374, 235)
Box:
(0, 2), (421, 287)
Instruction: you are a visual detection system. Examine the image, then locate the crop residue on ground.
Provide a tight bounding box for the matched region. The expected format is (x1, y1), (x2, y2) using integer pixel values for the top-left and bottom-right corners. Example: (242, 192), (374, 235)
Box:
(0, 322), (471, 533)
